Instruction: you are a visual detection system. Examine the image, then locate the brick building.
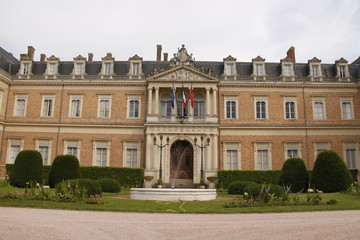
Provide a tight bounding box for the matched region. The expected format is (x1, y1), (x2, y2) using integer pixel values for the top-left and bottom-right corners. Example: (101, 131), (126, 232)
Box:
(0, 45), (359, 186)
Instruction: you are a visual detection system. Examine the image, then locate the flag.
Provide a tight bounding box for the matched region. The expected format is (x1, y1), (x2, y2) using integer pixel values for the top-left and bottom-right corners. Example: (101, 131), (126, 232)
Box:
(189, 85), (194, 108)
(171, 86), (175, 108)
(182, 90), (187, 110)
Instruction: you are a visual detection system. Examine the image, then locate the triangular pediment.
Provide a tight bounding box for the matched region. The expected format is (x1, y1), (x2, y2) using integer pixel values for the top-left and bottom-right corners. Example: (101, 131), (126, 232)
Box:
(147, 65), (218, 82)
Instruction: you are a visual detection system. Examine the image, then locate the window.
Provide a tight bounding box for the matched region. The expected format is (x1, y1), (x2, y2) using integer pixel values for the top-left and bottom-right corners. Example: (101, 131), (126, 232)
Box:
(345, 146), (357, 169)
(176, 94), (187, 117)
(42, 96), (54, 117)
(98, 96), (111, 118)
(129, 99), (139, 118)
(313, 99), (325, 120)
(341, 100), (353, 120)
(23, 63), (29, 75)
(126, 147), (138, 168)
(194, 94), (205, 118)
(7, 140), (22, 164)
(226, 149), (238, 170)
(312, 65), (320, 77)
(69, 96), (82, 118)
(339, 66), (346, 78)
(225, 63), (235, 75)
(283, 65), (291, 76)
(76, 63), (83, 75)
(314, 142), (330, 158)
(254, 143), (272, 170)
(104, 63), (111, 75)
(14, 96), (27, 117)
(160, 94), (172, 118)
(256, 64), (263, 76)
(64, 141), (80, 160)
(284, 142), (301, 160)
(48, 63), (56, 75)
(256, 100), (267, 119)
(36, 140), (51, 165)
(226, 99), (236, 119)
(285, 101), (296, 119)
(94, 142), (109, 166)
(132, 63), (139, 75)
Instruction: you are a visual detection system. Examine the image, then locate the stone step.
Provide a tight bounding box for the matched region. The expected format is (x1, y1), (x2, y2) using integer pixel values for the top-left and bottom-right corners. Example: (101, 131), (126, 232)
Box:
(167, 179), (194, 188)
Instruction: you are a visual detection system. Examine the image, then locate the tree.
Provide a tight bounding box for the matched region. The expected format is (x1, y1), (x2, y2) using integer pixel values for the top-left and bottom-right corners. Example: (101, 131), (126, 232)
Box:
(48, 155), (80, 188)
(279, 157), (308, 192)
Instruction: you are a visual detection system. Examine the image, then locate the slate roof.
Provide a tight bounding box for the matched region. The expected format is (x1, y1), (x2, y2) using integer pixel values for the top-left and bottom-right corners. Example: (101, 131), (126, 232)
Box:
(0, 47), (18, 71)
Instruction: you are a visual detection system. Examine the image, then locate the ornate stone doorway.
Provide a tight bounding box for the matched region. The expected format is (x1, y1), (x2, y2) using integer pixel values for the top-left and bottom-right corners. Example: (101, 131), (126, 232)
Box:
(170, 140), (193, 183)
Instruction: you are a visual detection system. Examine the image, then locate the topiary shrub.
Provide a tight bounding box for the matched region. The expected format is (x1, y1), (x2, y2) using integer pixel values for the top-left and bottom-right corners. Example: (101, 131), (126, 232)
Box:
(279, 157), (308, 193)
(311, 150), (353, 193)
(58, 179), (102, 196)
(228, 181), (253, 195)
(96, 178), (121, 193)
(49, 155), (80, 188)
(9, 150), (43, 188)
(243, 183), (263, 198)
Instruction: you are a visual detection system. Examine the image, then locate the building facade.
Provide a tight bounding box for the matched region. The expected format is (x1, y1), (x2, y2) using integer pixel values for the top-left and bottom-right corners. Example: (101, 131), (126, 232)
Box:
(0, 45), (359, 186)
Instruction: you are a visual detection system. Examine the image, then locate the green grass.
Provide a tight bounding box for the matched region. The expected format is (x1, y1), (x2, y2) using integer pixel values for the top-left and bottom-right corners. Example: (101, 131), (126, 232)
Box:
(1, 185), (360, 213)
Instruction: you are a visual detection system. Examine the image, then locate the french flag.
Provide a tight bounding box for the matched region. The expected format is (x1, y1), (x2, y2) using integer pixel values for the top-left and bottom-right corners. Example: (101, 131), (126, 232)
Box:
(182, 91), (187, 109)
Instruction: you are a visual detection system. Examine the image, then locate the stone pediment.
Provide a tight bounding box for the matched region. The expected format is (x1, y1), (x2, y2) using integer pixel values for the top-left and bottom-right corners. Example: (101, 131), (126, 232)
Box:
(147, 65), (218, 82)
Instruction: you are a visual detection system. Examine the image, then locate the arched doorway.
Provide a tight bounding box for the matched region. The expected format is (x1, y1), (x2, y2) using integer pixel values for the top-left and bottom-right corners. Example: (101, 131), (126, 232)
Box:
(170, 140), (193, 186)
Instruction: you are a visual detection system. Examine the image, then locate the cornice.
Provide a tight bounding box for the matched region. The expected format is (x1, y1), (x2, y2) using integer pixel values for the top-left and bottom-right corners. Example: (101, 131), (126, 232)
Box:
(147, 65), (218, 81)
(0, 69), (12, 84)
(4, 122), (146, 128)
(219, 81), (358, 89)
(10, 80), (146, 87)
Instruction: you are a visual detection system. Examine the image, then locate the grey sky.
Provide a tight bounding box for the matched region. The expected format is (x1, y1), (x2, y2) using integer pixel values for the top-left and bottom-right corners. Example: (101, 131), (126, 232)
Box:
(0, 0), (359, 63)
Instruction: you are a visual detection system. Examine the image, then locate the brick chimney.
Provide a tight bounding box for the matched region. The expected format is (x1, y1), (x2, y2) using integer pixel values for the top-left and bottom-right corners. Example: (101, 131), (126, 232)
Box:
(40, 54), (46, 62)
(27, 46), (35, 61)
(156, 45), (162, 61)
(286, 46), (295, 63)
(88, 53), (93, 62)
(163, 53), (168, 61)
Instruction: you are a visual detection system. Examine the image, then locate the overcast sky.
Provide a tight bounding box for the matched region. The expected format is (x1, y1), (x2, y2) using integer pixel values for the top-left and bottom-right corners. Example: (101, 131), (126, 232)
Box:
(0, 0), (359, 63)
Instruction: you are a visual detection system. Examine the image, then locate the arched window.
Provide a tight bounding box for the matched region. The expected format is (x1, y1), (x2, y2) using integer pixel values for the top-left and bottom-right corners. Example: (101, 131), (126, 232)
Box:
(194, 94), (205, 118)
(160, 94), (172, 117)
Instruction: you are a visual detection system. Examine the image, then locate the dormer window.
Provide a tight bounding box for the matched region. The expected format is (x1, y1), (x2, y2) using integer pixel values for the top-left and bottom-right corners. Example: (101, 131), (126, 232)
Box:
(18, 54), (33, 79)
(23, 63), (29, 75)
(280, 56), (295, 81)
(223, 55), (237, 79)
(72, 55), (86, 79)
(308, 57), (322, 81)
(45, 55), (59, 79)
(252, 56), (266, 80)
(100, 53), (115, 79)
(335, 58), (350, 81)
(128, 55), (143, 79)
(283, 65), (291, 76)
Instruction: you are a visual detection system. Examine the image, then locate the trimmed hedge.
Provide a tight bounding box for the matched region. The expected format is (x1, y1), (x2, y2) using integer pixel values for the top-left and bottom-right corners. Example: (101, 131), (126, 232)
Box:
(6, 165), (144, 188)
(218, 170), (282, 188)
(228, 181), (253, 195)
(9, 150), (43, 188)
(96, 178), (121, 193)
(311, 150), (353, 193)
(279, 158), (308, 193)
(49, 155), (80, 188)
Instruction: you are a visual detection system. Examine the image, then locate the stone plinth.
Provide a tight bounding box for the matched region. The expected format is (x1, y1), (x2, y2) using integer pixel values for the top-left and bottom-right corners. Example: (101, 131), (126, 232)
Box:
(130, 188), (217, 201)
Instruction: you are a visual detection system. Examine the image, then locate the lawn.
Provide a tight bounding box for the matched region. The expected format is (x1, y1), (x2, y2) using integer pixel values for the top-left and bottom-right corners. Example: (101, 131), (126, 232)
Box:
(1, 184), (360, 213)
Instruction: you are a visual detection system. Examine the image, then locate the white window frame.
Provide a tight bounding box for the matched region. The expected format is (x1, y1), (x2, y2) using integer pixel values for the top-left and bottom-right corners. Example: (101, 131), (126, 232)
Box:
(14, 94), (27, 117)
(225, 63), (236, 76)
(284, 98), (297, 120)
(314, 142), (330, 160)
(92, 141), (110, 166)
(255, 64), (264, 76)
(35, 139), (52, 165)
(343, 143), (359, 169)
(340, 98), (354, 120)
(41, 95), (55, 117)
(160, 94), (172, 118)
(194, 94), (205, 118)
(254, 97), (268, 120)
(127, 94), (141, 118)
(224, 96), (238, 119)
(6, 138), (24, 164)
(282, 64), (292, 76)
(254, 142), (272, 170)
(69, 95), (83, 118)
(312, 97), (326, 120)
(97, 95), (111, 118)
(63, 140), (81, 161)
(222, 141), (241, 170)
(284, 142), (301, 160)
(123, 141), (142, 168)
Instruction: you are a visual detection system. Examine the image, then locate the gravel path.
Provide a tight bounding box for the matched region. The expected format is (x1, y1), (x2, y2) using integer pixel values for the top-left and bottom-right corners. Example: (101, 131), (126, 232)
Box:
(1, 207), (360, 240)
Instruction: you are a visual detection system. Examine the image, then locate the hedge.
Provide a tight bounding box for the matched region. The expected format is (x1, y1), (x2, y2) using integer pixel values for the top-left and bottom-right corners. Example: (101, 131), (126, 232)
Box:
(6, 164), (144, 188)
(218, 170), (282, 188)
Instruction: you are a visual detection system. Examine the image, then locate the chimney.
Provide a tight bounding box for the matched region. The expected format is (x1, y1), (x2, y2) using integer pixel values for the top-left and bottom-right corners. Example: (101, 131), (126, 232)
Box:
(286, 46), (295, 63)
(40, 54), (46, 62)
(163, 53), (168, 61)
(88, 53), (93, 62)
(27, 46), (35, 61)
(156, 45), (162, 61)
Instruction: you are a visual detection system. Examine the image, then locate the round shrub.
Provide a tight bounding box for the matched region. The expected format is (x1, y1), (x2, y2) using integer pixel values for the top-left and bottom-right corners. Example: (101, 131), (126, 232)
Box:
(269, 184), (285, 197)
(10, 150), (43, 188)
(311, 150), (352, 193)
(243, 183), (263, 197)
(228, 181), (253, 195)
(279, 157), (308, 193)
(96, 178), (120, 193)
(49, 155), (80, 188)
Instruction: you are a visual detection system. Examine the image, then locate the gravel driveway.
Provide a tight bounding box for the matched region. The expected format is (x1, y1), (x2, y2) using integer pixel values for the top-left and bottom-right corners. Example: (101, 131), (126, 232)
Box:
(1, 207), (359, 240)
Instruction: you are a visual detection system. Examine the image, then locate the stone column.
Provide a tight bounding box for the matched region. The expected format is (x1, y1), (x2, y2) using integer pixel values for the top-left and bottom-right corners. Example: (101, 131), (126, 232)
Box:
(212, 88), (217, 117)
(154, 87), (159, 117)
(206, 87), (210, 117)
(145, 134), (152, 170)
(212, 135), (218, 170)
(147, 87), (153, 116)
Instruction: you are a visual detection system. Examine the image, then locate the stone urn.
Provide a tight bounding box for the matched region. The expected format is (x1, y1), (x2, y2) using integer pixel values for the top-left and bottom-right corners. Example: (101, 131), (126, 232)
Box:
(143, 176), (154, 188)
(207, 176), (217, 189)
